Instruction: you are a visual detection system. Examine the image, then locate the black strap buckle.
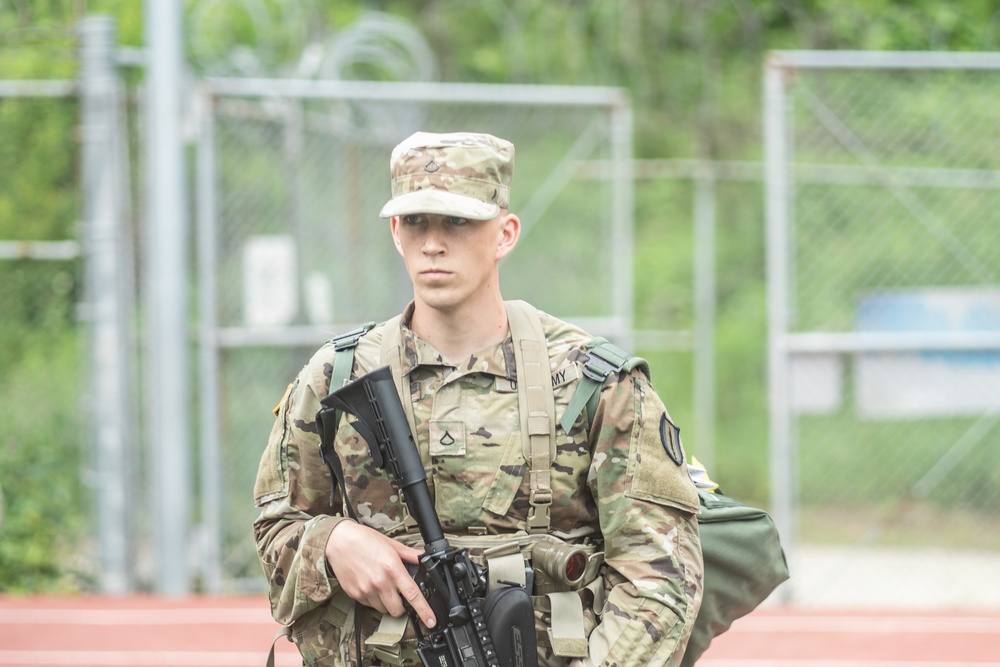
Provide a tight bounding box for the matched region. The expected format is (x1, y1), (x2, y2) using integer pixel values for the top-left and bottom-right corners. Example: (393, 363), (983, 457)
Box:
(330, 322), (375, 351)
(582, 353), (620, 383)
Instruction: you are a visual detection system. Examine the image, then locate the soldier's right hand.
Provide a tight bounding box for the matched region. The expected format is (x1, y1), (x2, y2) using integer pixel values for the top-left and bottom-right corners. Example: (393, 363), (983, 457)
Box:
(325, 519), (437, 629)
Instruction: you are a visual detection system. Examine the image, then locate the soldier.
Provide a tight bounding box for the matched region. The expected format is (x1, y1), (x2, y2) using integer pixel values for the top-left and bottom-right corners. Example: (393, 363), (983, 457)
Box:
(254, 131), (703, 666)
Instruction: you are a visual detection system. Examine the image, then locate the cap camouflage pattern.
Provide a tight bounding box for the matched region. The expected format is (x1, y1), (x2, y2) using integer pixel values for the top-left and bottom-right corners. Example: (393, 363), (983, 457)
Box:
(378, 131), (515, 220)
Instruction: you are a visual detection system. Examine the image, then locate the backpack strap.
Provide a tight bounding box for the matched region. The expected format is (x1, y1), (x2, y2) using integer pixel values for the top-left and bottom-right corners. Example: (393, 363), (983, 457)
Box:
(504, 300), (556, 534)
(317, 321), (376, 510)
(321, 322), (377, 436)
(560, 337), (649, 434)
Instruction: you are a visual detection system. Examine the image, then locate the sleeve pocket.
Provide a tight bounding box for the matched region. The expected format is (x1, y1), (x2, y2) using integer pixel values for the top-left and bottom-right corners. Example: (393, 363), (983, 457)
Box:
(625, 379), (699, 515)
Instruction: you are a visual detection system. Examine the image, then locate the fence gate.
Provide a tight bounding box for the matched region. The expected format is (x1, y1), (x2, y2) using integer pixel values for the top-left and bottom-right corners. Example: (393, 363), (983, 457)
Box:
(765, 51), (1000, 607)
(194, 79), (633, 589)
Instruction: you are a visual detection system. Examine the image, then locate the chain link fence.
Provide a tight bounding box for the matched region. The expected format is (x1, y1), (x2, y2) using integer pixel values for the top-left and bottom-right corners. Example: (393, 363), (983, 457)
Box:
(0, 80), (92, 587)
(765, 52), (1000, 607)
(4, 17), (701, 594)
(14, 15), (1000, 609)
(195, 79), (636, 587)
(0, 17), (145, 592)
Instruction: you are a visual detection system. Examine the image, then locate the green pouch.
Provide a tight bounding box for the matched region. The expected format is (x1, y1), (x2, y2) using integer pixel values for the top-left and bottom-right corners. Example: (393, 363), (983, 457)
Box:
(681, 488), (790, 667)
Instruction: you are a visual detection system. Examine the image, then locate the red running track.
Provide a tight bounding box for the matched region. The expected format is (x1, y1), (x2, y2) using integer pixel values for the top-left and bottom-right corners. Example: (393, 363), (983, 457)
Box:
(1, 595), (999, 666)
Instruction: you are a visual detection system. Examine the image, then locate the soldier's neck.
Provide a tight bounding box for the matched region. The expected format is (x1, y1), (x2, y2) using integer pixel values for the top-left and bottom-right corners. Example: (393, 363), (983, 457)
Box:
(410, 294), (509, 365)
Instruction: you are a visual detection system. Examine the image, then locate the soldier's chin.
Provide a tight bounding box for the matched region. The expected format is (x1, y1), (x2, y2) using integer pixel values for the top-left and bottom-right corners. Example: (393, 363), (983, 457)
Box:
(415, 289), (464, 314)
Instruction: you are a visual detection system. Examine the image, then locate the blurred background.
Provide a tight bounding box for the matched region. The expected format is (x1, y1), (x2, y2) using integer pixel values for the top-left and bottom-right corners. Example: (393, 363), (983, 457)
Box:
(1, 0), (998, 612)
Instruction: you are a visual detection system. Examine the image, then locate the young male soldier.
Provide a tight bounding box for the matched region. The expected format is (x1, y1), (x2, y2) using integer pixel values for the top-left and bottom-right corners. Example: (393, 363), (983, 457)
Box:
(253, 131), (703, 666)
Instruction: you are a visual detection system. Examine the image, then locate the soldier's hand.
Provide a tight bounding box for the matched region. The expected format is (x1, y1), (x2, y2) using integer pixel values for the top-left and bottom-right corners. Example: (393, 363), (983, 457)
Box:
(325, 520), (436, 628)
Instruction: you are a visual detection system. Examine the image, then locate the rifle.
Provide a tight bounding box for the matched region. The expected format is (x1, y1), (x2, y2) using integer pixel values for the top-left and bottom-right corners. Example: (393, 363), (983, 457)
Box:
(321, 366), (537, 667)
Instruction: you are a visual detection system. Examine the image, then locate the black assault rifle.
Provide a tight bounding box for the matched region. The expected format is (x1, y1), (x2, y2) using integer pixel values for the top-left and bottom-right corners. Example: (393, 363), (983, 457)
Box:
(321, 366), (537, 667)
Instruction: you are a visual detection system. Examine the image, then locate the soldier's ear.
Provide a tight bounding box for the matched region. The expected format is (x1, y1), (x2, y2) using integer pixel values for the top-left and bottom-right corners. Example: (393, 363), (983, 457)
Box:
(389, 216), (404, 255)
(496, 213), (520, 261)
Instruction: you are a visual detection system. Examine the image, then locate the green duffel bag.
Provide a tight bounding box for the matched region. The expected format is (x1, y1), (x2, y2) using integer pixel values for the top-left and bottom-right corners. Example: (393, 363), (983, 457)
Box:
(681, 488), (790, 666)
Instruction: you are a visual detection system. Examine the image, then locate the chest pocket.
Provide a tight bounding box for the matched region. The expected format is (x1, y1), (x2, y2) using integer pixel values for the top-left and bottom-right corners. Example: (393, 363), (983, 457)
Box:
(428, 379), (525, 527)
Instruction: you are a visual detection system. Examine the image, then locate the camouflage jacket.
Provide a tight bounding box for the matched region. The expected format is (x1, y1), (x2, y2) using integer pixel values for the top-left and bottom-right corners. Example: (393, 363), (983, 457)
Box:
(254, 303), (703, 667)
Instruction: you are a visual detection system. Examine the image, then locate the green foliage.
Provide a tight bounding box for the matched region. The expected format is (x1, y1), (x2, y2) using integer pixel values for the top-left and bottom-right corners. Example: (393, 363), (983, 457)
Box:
(0, 98), (78, 240)
(0, 330), (90, 592)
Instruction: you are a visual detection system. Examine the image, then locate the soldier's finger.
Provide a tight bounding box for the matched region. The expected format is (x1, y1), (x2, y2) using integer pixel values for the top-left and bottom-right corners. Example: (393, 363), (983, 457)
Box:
(380, 587), (408, 618)
(391, 540), (423, 564)
(394, 569), (436, 628)
(364, 594), (388, 615)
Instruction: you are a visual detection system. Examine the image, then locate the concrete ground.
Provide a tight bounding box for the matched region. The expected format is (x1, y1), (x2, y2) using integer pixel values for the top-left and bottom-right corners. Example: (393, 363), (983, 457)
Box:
(768, 545), (1000, 610)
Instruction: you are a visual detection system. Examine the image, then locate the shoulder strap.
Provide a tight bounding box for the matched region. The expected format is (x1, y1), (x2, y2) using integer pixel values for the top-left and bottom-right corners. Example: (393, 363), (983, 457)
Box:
(319, 315), (421, 533)
(560, 337), (649, 434)
(504, 300), (556, 534)
(317, 321), (376, 511)
(324, 321), (377, 428)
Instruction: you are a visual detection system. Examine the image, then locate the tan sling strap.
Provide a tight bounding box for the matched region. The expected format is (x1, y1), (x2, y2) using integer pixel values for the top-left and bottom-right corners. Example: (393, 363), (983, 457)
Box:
(503, 300), (556, 534)
(367, 613), (410, 665)
(547, 591), (589, 657)
(266, 626), (292, 667)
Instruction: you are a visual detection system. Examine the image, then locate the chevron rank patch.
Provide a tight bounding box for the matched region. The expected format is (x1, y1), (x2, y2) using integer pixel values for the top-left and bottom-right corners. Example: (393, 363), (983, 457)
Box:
(659, 413), (684, 466)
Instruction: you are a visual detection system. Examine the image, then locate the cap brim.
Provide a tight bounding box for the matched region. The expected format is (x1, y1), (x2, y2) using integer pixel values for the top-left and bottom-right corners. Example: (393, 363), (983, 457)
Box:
(379, 189), (499, 220)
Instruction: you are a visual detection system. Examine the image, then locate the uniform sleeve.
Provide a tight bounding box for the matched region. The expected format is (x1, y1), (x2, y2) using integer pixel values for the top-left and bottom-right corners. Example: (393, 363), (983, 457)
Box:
(584, 370), (704, 667)
(252, 348), (352, 627)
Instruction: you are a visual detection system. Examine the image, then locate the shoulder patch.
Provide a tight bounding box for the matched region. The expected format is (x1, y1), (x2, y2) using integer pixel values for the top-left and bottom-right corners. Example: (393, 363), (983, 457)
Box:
(659, 413), (684, 466)
(626, 379), (699, 514)
(273, 383), (293, 417)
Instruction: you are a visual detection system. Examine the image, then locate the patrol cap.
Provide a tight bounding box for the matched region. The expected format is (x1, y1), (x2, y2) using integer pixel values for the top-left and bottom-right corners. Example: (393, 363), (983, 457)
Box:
(379, 131), (515, 221)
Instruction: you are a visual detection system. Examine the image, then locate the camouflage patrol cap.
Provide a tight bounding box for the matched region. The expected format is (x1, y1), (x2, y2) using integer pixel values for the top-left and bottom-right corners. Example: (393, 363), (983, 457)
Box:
(379, 131), (515, 220)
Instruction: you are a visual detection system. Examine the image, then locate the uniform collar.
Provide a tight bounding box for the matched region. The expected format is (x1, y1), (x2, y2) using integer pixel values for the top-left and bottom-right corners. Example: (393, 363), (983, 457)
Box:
(398, 302), (516, 380)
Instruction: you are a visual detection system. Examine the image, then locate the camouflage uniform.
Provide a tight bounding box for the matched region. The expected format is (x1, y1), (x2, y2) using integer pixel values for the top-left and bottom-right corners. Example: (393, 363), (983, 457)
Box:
(253, 131), (703, 666)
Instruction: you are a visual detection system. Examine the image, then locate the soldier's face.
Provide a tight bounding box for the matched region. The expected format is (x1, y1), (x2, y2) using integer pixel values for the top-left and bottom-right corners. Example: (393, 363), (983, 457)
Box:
(390, 211), (519, 313)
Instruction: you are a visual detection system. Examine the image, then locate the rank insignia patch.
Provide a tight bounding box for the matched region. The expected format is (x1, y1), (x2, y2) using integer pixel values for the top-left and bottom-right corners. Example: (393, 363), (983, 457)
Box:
(659, 413), (684, 466)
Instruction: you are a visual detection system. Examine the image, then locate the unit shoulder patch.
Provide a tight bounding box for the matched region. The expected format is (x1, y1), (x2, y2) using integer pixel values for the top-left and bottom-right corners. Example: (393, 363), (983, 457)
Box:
(659, 413), (685, 467)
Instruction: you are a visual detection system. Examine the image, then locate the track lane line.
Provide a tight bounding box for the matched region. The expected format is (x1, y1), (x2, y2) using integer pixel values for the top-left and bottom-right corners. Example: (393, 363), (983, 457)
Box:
(725, 615), (1000, 634)
(0, 608), (275, 625)
(699, 661), (1000, 667)
(0, 650), (301, 667)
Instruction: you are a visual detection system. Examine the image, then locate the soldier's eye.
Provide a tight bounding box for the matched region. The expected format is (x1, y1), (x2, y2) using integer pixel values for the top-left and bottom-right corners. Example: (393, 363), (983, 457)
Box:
(403, 214), (426, 225)
(448, 216), (471, 226)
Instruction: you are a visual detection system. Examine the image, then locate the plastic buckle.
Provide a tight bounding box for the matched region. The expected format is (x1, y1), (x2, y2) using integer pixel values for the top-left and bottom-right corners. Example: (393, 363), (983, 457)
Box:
(331, 322), (374, 351)
(582, 354), (619, 383)
(529, 488), (553, 506)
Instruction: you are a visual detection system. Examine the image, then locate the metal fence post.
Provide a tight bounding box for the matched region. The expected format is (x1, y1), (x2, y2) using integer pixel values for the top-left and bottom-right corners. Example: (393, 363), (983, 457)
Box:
(764, 53), (796, 602)
(79, 15), (136, 594)
(195, 85), (222, 593)
(145, 0), (192, 594)
(611, 94), (635, 350)
(693, 165), (717, 472)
